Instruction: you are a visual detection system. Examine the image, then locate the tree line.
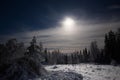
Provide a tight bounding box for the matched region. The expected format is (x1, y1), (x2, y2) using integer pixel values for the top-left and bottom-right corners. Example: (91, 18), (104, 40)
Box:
(0, 28), (120, 65)
(43, 28), (120, 65)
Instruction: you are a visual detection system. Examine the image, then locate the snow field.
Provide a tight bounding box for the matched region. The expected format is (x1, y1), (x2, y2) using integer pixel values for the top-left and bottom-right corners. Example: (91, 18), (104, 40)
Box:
(45, 64), (120, 80)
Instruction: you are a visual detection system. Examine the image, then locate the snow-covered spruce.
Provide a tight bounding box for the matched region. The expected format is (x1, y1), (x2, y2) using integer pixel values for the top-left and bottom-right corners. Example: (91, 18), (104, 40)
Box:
(0, 37), (47, 80)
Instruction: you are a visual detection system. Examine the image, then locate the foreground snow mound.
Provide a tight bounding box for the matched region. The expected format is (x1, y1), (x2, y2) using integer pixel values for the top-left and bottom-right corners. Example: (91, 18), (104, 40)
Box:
(0, 54), (47, 80)
(36, 71), (83, 80)
(0, 63), (37, 80)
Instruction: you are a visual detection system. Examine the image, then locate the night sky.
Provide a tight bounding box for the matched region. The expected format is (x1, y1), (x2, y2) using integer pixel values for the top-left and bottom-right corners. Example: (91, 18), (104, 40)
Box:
(0, 0), (120, 52)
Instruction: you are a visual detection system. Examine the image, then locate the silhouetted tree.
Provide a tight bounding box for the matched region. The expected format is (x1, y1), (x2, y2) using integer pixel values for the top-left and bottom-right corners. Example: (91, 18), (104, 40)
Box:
(83, 48), (89, 62)
(104, 30), (116, 64)
(116, 28), (120, 63)
(90, 41), (100, 63)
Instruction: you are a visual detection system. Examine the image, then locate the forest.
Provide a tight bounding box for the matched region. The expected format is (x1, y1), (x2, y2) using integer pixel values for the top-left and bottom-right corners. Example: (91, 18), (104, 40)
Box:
(0, 28), (120, 65)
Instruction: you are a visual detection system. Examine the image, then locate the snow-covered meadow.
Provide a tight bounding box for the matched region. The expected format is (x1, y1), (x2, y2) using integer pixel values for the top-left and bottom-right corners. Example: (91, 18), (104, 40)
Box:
(44, 64), (120, 80)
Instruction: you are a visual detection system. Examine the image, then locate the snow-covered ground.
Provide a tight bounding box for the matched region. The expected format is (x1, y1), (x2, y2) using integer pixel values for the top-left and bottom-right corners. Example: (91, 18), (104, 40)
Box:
(44, 64), (120, 80)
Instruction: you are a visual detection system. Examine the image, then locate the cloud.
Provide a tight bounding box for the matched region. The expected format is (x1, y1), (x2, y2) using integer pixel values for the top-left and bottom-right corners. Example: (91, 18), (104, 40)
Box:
(108, 5), (120, 10)
(0, 19), (120, 53)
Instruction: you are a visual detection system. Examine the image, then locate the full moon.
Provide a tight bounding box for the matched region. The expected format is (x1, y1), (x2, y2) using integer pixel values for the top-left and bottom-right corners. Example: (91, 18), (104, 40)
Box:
(61, 17), (75, 33)
(63, 17), (75, 26)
